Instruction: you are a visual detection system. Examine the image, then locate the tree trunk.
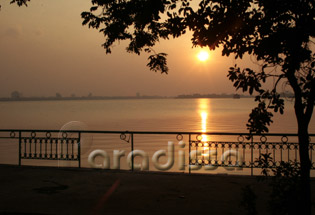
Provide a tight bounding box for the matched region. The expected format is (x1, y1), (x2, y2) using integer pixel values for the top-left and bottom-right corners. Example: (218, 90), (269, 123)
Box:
(287, 68), (313, 214)
(297, 118), (311, 215)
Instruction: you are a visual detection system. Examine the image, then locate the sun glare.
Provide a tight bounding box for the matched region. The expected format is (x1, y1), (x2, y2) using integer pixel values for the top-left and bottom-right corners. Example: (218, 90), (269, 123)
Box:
(197, 50), (210, 62)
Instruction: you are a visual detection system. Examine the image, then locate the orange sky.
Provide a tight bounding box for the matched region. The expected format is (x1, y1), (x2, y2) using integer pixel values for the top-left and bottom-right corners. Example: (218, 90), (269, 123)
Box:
(0, 0), (261, 97)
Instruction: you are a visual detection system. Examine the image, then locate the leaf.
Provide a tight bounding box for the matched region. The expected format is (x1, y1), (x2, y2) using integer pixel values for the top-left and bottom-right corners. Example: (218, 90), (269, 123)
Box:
(90, 6), (98, 12)
(280, 108), (284, 114)
(246, 102), (273, 134)
(147, 53), (169, 74)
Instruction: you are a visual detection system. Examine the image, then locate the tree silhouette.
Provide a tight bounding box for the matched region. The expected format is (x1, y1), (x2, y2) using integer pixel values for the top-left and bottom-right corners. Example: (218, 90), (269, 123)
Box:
(7, 0), (315, 213)
(81, 1), (314, 213)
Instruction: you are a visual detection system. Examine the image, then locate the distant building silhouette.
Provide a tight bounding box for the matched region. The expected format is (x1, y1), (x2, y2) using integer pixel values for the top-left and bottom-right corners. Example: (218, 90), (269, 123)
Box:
(11, 91), (21, 99)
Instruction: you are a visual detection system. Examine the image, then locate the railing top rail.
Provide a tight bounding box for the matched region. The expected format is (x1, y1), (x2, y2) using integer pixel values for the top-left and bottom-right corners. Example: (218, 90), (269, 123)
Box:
(0, 129), (314, 136)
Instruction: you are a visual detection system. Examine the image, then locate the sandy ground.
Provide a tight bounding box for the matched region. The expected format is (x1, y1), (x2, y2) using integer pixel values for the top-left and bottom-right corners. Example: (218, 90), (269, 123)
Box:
(0, 164), (315, 215)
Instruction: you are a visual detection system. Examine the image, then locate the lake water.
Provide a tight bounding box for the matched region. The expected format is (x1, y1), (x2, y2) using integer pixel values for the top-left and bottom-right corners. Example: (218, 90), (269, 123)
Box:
(0, 98), (314, 175)
(0, 98), (310, 132)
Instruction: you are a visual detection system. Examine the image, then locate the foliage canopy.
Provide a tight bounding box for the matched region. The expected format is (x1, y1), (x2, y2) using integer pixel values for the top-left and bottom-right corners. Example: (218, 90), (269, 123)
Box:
(81, 0), (315, 134)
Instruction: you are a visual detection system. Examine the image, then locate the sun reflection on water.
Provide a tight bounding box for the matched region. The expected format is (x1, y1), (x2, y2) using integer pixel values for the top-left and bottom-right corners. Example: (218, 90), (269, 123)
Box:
(198, 99), (210, 142)
(201, 112), (208, 141)
(198, 99), (212, 160)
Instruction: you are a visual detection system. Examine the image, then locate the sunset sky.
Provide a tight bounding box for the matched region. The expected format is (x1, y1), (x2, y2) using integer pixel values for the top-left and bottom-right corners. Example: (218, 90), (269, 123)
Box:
(0, 0), (262, 97)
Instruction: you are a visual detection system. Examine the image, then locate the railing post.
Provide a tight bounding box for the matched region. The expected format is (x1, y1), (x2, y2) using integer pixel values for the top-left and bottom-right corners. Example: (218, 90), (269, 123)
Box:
(251, 136), (254, 176)
(189, 134), (191, 174)
(131, 133), (134, 171)
(18, 131), (21, 166)
(78, 132), (81, 168)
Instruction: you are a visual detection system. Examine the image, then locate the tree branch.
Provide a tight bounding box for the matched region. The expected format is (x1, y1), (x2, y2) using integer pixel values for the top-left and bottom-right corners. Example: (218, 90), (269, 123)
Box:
(305, 78), (315, 125)
(286, 69), (305, 122)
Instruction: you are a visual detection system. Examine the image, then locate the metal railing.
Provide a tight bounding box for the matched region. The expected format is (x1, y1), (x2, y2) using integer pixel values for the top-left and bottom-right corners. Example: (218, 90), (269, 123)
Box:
(0, 129), (314, 176)
(18, 131), (81, 167)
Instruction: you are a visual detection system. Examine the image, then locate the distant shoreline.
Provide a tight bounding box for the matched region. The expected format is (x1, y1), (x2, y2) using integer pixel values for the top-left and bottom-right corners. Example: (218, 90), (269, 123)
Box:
(0, 94), (255, 102)
(0, 96), (170, 102)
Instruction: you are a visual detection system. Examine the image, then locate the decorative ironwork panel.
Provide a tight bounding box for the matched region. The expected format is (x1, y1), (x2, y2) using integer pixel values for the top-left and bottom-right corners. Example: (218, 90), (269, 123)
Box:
(189, 138), (315, 170)
(18, 131), (80, 167)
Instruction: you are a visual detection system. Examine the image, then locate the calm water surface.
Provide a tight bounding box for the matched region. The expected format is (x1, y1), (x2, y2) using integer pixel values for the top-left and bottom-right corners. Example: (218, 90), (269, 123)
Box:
(0, 98), (311, 133)
(0, 98), (314, 175)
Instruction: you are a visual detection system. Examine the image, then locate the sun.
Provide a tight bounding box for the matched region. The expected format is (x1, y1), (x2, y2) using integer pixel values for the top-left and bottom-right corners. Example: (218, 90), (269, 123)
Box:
(197, 50), (210, 62)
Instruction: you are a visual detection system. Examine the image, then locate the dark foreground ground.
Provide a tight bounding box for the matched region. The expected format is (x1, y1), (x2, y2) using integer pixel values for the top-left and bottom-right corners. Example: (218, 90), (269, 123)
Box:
(0, 165), (315, 215)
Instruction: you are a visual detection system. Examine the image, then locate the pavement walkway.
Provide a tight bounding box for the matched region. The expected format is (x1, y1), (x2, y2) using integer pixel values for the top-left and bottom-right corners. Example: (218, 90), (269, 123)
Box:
(0, 165), (314, 215)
